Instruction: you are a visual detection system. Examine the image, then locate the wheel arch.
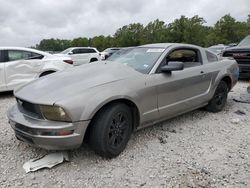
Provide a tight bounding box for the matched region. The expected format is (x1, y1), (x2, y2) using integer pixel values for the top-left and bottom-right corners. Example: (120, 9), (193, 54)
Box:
(221, 76), (232, 91)
(92, 98), (140, 131)
(90, 58), (98, 63)
(83, 98), (140, 142)
(39, 70), (57, 77)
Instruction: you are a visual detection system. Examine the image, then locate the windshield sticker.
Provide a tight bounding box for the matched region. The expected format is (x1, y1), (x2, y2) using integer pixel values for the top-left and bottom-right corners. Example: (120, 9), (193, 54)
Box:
(143, 64), (149, 68)
(146, 49), (165, 53)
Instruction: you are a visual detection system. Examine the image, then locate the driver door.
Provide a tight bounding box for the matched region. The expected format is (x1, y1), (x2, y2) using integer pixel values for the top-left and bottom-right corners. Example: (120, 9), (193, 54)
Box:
(155, 48), (212, 119)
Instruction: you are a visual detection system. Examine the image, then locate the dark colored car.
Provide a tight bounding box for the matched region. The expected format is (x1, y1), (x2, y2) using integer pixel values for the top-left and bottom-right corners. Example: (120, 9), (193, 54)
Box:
(222, 36), (250, 78)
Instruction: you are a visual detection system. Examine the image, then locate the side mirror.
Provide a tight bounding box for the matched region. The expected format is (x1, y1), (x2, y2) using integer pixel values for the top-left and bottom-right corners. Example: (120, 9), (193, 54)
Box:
(68, 52), (73, 55)
(160, 61), (184, 73)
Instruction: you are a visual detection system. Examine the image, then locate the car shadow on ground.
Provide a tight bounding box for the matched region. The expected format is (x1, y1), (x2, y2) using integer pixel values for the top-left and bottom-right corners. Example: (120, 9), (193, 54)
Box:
(70, 108), (213, 161)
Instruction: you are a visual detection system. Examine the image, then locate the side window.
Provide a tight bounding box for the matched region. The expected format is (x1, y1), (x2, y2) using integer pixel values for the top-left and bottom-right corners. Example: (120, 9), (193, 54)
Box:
(72, 49), (80, 54)
(7, 50), (43, 62)
(167, 48), (201, 68)
(0, 50), (8, 62)
(78, 49), (88, 54)
(0, 50), (4, 63)
(72, 49), (97, 54)
(28, 52), (44, 60)
(72, 49), (87, 54)
(206, 50), (218, 62)
(86, 49), (97, 53)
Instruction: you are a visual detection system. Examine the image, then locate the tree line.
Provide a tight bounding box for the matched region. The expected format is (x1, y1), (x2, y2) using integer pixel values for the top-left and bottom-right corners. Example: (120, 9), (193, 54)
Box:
(35, 14), (250, 52)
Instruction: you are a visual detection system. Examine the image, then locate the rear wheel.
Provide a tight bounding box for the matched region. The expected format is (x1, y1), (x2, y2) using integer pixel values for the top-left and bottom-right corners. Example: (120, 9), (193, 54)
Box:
(205, 81), (228, 112)
(89, 103), (133, 158)
(90, 58), (98, 63)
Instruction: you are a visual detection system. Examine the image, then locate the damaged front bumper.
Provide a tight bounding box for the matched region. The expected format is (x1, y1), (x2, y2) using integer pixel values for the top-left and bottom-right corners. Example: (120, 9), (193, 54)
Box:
(7, 105), (90, 150)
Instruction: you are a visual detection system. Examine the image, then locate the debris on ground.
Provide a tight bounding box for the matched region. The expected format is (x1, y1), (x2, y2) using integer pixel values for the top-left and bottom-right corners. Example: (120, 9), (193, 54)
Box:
(158, 136), (167, 144)
(230, 118), (241, 124)
(23, 152), (69, 173)
(234, 110), (246, 116)
(233, 93), (250, 104)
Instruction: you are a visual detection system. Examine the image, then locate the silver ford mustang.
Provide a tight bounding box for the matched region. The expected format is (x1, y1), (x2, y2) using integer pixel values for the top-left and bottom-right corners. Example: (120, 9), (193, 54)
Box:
(7, 43), (238, 158)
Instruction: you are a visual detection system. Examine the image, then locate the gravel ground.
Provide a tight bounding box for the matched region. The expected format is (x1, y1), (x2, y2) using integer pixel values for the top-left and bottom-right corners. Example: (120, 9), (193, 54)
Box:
(0, 81), (250, 188)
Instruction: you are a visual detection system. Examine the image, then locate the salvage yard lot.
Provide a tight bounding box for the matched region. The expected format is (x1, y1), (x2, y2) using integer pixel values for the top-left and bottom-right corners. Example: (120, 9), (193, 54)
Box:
(0, 81), (250, 187)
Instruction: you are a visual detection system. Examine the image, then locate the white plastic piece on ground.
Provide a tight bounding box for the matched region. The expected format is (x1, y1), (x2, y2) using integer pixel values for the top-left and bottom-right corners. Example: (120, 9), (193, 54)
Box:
(23, 152), (69, 173)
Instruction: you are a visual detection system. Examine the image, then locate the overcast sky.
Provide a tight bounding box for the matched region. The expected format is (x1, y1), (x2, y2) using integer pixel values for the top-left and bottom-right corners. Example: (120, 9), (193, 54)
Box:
(0, 0), (249, 47)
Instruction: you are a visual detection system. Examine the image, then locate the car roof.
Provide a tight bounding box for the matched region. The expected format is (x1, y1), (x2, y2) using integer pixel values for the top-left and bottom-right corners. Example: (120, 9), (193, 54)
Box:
(69, 47), (97, 50)
(140, 43), (203, 49)
(0, 47), (51, 56)
(208, 44), (227, 48)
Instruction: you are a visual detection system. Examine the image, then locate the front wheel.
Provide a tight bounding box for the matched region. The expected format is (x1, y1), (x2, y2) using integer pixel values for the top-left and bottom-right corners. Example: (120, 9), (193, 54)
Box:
(205, 81), (228, 113)
(89, 103), (133, 158)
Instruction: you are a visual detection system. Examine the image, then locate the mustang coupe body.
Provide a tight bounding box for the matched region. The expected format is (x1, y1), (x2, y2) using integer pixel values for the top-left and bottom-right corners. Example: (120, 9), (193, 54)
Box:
(7, 43), (238, 158)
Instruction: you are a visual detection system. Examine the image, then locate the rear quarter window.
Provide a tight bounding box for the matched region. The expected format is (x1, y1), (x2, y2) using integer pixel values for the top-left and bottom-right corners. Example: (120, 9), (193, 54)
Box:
(206, 50), (218, 62)
(6, 50), (44, 62)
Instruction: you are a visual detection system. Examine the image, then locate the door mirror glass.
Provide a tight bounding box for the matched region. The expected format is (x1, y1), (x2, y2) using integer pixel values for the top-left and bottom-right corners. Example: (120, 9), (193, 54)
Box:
(160, 61), (184, 72)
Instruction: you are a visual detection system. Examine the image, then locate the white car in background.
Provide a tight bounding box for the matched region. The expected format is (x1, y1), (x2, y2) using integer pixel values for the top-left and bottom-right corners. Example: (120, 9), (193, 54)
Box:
(0, 47), (73, 92)
(58, 47), (101, 66)
(208, 44), (229, 56)
(100, 48), (121, 60)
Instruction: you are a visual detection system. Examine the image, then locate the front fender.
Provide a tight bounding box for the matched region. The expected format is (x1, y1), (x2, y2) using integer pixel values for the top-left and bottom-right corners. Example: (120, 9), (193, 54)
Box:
(55, 84), (141, 122)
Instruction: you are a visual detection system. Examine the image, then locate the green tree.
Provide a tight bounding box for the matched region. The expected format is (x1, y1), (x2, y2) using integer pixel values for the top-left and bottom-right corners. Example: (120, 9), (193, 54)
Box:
(141, 19), (168, 44)
(114, 23), (144, 46)
(168, 15), (209, 46)
(206, 14), (250, 45)
(71, 37), (89, 47)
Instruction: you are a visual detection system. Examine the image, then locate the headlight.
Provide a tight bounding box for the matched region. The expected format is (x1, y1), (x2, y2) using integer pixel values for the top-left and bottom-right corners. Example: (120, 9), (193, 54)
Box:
(40, 105), (72, 122)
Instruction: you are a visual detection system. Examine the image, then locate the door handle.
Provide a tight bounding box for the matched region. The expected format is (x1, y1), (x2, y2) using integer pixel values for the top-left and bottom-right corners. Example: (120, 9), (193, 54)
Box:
(200, 71), (204, 74)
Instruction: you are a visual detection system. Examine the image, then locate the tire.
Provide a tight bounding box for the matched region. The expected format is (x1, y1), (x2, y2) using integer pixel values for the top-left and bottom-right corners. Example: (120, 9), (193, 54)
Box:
(39, 71), (55, 77)
(205, 81), (228, 113)
(89, 103), (133, 158)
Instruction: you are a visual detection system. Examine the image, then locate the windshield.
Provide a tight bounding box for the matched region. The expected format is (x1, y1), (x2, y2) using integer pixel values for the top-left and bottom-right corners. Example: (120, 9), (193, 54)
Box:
(109, 47), (165, 74)
(107, 48), (134, 61)
(60, 48), (72, 54)
(238, 36), (250, 47)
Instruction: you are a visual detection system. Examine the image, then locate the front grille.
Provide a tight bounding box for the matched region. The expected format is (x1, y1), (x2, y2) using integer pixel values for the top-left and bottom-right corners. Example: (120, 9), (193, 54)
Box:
(223, 50), (250, 65)
(16, 98), (44, 119)
(15, 123), (36, 135)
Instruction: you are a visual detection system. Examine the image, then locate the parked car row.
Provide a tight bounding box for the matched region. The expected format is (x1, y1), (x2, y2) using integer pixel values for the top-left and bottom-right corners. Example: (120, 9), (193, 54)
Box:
(6, 43), (239, 158)
(56, 47), (101, 65)
(0, 46), (126, 92)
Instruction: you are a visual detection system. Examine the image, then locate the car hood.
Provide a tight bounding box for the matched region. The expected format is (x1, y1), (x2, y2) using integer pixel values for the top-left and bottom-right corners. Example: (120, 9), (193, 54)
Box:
(15, 61), (140, 105)
(225, 46), (250, 51)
